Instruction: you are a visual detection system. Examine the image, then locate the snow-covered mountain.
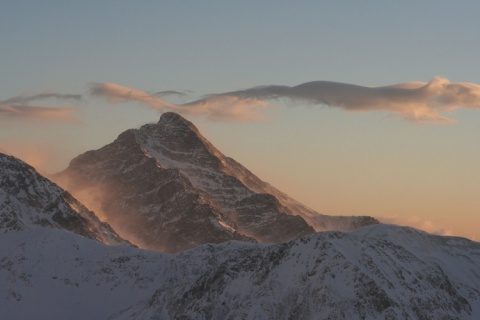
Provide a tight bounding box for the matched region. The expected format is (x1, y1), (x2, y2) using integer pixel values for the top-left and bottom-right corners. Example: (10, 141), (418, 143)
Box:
(1, 224), (479, 319)
(0, 153), (127, 245)
(55, 112), (377, 252)
(2, 145), (479, 319)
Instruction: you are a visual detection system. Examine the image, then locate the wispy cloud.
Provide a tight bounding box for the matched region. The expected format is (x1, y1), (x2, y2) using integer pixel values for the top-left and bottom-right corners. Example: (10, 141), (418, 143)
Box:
(2, 93), (82, 105)
(90, 77), (480, 123)
(90, 82), (178, 109)
(153, 90), (192, 98)
(0, 105), (78, 123)
(191, 77), (480, 123)
(3, 78), (480, 123)
(0, 92), (82, 123)
(90, 82), (269, 121)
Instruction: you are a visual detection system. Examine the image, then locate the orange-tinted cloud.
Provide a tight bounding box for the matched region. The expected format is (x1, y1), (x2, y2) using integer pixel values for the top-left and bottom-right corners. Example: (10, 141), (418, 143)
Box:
(0, 92), (82, 123)
(89, 82), (271, 122)
(194, 77), (480, 123)
(89, 82), (178, 109)
(90, 78), (480, 123)
(182, 95), (271, 122)
(0, 104), (78, 123)
(2, 93), (82, 105)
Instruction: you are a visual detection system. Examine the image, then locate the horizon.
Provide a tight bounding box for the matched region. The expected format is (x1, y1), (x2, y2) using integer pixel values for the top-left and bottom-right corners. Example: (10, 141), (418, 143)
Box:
(1, 1), (479, 241)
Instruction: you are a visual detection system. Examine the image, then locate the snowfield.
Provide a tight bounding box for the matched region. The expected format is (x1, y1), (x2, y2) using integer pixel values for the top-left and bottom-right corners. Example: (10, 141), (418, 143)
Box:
(1, 225), (479, 320)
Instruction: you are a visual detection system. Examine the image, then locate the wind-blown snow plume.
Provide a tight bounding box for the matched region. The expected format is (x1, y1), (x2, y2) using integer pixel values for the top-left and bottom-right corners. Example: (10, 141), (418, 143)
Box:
(91, 78), (480, 123)
(0, 92), (81, 123)
(380, 215), (454, 237)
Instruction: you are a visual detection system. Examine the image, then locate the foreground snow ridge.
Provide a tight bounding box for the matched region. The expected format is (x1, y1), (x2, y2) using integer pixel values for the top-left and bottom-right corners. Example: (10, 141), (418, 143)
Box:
(1, 225), (479, 320)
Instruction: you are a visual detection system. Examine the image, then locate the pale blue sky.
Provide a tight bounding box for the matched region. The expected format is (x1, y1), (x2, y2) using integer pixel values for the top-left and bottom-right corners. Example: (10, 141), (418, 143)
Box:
(2, 1), (480, 92)
(1, 1), (479, 239)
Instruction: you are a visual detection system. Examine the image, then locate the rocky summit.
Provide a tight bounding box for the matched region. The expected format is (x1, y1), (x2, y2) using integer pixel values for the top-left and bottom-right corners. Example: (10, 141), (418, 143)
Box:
(55, 112), (377, 252)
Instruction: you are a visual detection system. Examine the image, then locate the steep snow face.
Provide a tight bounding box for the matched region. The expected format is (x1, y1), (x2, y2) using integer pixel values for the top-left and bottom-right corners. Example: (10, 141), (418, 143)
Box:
(0, 153), (126, 245)
(1, 225), (479, 320)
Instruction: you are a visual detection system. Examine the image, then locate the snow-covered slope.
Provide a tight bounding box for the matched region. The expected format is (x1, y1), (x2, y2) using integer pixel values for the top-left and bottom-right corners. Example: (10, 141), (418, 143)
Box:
(1, 224), (479, 319)
(55, 112), (377, 252)
(0, 153), (127, 245)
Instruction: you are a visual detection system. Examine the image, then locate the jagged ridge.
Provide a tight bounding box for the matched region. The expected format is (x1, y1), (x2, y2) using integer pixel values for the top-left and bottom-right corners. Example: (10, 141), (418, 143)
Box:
(1, 224), (479, 319)
(0, 153), (127, 245)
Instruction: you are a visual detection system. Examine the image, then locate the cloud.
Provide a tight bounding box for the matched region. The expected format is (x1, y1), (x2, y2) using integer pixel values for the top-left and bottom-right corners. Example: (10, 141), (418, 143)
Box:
(0, 104), (78, 123)
(90, 82), (178, 110)
(90, 77), (480, 123)
(2, 93), (82, 105)
(90, 82), (270, 122)
(182, 95), (271, 121)
(0, 92), (82, 123)
(153, 90), (191, 98)
(197, 77), (480, 123)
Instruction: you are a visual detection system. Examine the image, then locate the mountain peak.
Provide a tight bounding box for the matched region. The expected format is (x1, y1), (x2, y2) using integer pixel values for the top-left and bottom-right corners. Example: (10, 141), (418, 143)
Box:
(159, 111), (184, 122)
(56, 114), (378, 252)
(158, 112), (195, 130)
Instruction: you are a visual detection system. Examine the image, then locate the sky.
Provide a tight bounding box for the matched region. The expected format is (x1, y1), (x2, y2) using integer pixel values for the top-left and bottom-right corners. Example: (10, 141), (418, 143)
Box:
(1, 1), (479, 240)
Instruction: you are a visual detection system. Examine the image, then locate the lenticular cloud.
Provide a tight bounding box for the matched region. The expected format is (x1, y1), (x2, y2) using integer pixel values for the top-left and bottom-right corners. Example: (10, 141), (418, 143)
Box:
(91, 77), (480, 124)
(195, 77), (480, 123)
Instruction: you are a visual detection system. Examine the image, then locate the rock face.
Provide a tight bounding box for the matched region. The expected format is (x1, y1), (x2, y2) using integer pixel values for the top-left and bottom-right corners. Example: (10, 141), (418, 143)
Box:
(55, 112), (377, 252)
(1, 224), (479, 320)
(0, 153), (127, 245)
(128, 225), (480, 320)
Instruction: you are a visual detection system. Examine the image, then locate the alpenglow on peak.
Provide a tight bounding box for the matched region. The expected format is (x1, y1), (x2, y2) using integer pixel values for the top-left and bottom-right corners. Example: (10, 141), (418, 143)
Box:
(55, 113), (378, 252)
